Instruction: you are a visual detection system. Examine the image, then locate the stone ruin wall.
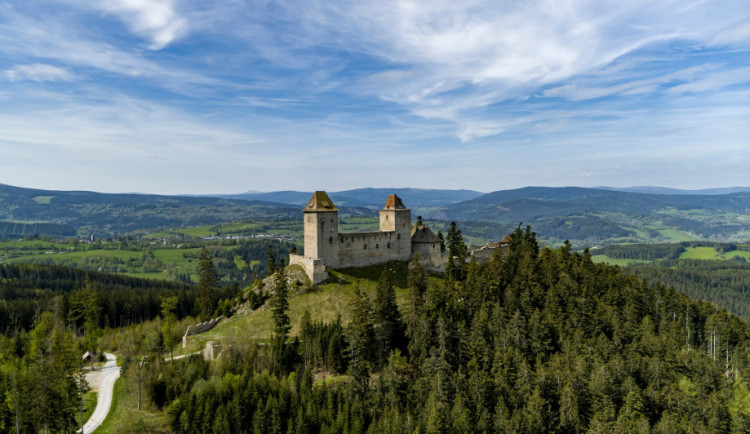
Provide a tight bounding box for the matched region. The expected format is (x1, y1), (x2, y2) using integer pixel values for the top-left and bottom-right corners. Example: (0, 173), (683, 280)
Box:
(182, 316), (223, 348)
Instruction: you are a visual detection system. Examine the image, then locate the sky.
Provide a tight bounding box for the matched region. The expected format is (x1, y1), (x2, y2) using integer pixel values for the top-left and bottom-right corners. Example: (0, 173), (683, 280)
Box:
(1, 0), (749, 195)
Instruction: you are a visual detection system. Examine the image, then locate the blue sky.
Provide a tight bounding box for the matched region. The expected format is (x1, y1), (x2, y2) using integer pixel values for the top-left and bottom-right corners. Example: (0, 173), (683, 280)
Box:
(1, 0), (749, 194)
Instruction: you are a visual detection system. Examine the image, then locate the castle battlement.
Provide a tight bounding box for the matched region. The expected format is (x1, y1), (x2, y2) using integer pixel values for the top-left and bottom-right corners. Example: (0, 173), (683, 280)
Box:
(289, 191), (447, 283)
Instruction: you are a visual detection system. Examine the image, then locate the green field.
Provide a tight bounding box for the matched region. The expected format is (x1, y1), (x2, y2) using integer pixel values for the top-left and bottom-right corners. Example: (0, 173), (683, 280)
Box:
(590, 255), (651, 266)
(591, 243), (750, 266)
(680, 246), (750, 260)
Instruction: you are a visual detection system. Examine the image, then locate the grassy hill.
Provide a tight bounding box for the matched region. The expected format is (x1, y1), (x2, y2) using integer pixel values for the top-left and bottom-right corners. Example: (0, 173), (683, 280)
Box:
(180, 262), (422, 353)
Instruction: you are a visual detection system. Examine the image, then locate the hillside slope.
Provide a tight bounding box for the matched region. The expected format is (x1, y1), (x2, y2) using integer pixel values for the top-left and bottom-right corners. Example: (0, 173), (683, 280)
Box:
(433, 187), (750, 246)
(0, 183), (298, 237)
(164, 227), (750, 432)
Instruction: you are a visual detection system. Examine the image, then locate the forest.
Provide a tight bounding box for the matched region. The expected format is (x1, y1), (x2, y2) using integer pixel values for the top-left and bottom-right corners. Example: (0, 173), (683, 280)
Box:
(3, 226), (748, 431)
(157, 228), (750, 432)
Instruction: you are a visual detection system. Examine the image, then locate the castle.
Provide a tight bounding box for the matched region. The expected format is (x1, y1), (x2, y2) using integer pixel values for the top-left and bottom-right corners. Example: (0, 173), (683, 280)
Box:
(289, 191), (448, 283)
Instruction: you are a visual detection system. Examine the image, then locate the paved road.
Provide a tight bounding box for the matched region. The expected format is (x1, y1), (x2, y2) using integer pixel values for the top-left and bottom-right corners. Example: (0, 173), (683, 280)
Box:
(81, 353), (120, 433)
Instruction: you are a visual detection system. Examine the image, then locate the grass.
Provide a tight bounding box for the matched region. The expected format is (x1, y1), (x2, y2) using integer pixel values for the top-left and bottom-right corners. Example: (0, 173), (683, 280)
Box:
(681, 247), (726, 260)
(79, 390), (97, 427)
(98, 377), (170, 433)
(679, 246), (750, 261)
(655, 228), (695, 242)
(186, 284), (358, 351)
(176, 226), (214, 237)
(590, 255), (651, 266)
(181, 262), (416, 353)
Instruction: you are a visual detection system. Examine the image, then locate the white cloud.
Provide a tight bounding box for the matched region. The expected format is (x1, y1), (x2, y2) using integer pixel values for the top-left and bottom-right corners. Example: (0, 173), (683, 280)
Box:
(4, 63), (74, 82)
(254, 0), (750, 138)
(78, 0), (187, 49)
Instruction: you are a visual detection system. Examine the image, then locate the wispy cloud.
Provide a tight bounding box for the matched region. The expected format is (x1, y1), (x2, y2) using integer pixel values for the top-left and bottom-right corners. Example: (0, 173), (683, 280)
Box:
(4, 63), (74, 82)
(221, 0), (749, 139)
(0, 0), (749, 192)
(69, 0), (187, 49)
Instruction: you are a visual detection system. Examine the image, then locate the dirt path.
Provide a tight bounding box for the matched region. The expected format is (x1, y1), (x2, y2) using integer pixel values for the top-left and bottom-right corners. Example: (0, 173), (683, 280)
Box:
(81, 353), (120, 433)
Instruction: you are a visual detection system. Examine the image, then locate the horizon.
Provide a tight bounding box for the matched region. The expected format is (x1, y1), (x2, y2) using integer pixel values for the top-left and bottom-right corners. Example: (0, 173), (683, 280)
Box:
(1, 1), (749, 194)
(3, 181), (750, 197)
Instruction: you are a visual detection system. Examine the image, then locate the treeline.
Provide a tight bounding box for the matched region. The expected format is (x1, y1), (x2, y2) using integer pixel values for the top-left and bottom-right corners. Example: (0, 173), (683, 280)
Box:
(131, 227), (750, 432)
(210, 239), (295, 287)
(631, 259), (750, 324)
(0, 263), (237, 332)
(0, 221), (76, 238)
(596, 241), (748, 261)
(595, 243), (687, 260)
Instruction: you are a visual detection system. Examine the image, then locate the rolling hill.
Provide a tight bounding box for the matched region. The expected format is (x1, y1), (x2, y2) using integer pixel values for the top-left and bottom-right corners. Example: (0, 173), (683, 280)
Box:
(431, 187), (750, 246)
(0, 183), (298, 237)
(3, 183), (750, 247)
(219, 187), (484, 208)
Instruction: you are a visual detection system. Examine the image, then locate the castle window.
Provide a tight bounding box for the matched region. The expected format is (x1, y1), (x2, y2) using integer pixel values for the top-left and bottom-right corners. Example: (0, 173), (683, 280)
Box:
(364, 244), (367, 250)
(387, 242), (390, 248)
(397, 234), (401, 239)
(376, 244), (379, 249)
(329, 236), (333, 243)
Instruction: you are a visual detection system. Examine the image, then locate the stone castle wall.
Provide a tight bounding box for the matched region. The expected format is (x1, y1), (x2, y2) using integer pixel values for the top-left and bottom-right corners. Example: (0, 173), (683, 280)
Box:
(294, 192), (446, 283)
(413, 242), (450, 272)
(327, 230), (412, 268)
(289, 254), (328, 283)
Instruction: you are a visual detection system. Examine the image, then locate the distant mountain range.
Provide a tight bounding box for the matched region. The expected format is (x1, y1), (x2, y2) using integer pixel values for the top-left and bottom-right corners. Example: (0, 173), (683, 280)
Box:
(429, 186), (750, 246)
(2, 183), (750, 246)
(215, 188), (484, 209)
(0, 183), (298, 238)
(597, 186), (750, 195)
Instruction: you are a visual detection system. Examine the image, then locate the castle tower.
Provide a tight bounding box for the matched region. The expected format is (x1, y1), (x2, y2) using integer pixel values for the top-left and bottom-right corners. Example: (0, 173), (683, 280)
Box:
(379, 194), (412, 258)
(302, 191), (339, 265)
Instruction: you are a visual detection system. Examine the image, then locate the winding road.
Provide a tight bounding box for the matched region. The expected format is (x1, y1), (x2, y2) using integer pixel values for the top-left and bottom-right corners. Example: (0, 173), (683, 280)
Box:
(81, 352), (120, 433)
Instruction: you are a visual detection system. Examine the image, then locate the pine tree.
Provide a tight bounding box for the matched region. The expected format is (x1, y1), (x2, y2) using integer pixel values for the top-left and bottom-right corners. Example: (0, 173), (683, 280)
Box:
(271, 260), (291, 339)
(373, 269), (405, 366)
(348, 285), (375, 395)
(198, 247), (219, 320)
(445, 222), (467, 281)
(160, 295), (178, 360)
(267, 246), (277, 275)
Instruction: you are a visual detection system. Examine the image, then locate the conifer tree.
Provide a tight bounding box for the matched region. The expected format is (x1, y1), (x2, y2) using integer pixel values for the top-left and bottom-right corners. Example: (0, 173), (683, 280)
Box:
(271, 260), (291, 339)
(373, 269), (405, 366)
(348, 285), (375, 394)
(198, 247), (219, 320)
(445, 222), (467, 281)
(160, 295), (178, 360)
(270, 260), (291, 373)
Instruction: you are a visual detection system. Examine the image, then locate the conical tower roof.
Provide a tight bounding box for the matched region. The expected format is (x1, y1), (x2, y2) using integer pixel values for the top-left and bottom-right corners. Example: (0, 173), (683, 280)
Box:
(303, 191), (338, 212)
